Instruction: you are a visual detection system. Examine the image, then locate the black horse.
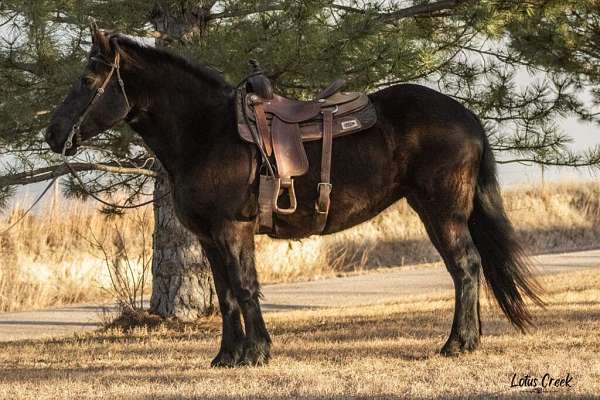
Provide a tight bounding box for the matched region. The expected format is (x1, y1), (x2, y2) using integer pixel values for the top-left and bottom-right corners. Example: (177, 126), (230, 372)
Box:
(46, 28), (543, 367)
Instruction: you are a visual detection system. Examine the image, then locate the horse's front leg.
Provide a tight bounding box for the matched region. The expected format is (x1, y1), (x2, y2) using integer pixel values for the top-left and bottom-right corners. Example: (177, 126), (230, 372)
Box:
(201, 243), (245, 367)
(213, 220), (271, 366)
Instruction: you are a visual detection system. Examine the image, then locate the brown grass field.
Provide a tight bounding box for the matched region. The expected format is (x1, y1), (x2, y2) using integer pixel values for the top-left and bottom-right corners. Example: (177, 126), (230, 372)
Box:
(1, 181), (600, 313)
(0, 269), (598, 399)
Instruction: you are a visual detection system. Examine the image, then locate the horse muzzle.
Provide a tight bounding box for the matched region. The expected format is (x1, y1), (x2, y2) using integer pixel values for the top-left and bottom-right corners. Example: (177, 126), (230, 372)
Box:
(45, 124), (77, 155)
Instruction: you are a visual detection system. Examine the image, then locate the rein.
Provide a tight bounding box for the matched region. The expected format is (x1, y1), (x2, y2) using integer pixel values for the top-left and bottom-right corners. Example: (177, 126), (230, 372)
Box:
(236, 64), (276, 178)
(61, 50), (159, 210)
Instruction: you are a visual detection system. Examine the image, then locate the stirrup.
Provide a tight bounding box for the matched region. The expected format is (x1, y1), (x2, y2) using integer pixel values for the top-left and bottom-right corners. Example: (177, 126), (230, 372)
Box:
(273, 177), (297, 215)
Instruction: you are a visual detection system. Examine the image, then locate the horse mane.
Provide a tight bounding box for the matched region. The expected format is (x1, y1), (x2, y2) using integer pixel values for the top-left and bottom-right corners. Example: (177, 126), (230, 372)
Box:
(111, 34), (232, 91)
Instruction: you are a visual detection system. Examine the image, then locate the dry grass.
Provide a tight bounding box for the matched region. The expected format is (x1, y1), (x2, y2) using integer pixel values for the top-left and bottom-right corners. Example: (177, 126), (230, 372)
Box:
(1, 181), (600, 312)
(0, 198), (151, 312)
(254, 181), (600, 283)
(0, 269), (598, 399)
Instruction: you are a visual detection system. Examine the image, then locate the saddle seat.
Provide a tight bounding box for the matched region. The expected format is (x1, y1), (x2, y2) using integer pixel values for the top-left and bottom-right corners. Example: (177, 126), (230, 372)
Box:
(238, 89), (375, 150)
(259, 79), (350, 122)
(236, 70), (377, 233)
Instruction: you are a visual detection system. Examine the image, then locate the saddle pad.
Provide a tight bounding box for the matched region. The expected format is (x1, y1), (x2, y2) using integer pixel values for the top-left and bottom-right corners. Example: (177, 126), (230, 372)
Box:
(299, 104), (377, 142)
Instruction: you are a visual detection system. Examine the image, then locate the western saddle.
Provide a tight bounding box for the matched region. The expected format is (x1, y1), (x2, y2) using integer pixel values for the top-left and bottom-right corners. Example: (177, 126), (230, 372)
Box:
(236, 61), (377, 233)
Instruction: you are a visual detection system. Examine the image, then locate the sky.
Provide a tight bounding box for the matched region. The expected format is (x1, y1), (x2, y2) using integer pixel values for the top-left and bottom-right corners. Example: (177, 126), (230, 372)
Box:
(496, 66), (600, 186)
(498, 115), (599, 186)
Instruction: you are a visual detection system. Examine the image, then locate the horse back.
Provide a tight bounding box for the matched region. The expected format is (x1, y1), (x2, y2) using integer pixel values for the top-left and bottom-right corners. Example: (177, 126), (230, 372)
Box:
(268, 83), (485, 238)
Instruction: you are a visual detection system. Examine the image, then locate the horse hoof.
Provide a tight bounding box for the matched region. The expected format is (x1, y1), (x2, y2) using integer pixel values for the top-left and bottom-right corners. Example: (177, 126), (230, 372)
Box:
(440, 336), (479, 357)
(240, 340), (271, 366)
(440, 341), (462, 357)
(211, 348), (242, 368)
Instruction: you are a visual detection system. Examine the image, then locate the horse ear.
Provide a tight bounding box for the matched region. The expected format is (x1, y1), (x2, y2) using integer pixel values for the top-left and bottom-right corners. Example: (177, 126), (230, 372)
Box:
(89, 18), (98, 35)
(90, 21), (111, 56)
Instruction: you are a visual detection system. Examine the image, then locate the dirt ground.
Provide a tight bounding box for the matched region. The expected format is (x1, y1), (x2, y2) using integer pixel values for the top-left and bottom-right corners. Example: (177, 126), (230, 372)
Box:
(0, 269), (599, 399)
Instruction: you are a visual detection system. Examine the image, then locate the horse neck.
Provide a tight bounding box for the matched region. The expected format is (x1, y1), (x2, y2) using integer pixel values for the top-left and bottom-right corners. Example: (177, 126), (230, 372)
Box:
(122, 55), (234, 177)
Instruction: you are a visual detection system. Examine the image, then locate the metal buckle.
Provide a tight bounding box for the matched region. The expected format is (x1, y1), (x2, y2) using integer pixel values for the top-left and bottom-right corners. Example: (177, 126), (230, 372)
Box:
(315, 182), (332, 215)
(249, 94), (261, 105)
(317, 182), (332, 191)
(62, 124), (80, 155)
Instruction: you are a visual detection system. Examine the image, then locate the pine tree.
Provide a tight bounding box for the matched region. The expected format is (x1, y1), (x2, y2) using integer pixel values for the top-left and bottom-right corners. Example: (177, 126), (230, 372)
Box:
(1, 0), (599, 317)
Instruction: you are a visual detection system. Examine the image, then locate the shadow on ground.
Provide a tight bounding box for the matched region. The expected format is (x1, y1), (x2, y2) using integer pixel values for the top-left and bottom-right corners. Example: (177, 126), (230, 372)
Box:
(0, 270), (598, 400)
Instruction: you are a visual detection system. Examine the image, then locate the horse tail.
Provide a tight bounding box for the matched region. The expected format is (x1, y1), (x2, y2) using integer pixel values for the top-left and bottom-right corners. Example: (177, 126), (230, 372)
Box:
(468, 130), (545, 331)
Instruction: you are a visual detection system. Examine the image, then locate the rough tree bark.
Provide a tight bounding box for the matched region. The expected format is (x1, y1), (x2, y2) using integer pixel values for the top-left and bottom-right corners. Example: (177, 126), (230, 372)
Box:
(149, 163), (215, 320)
(147, 3), (218, 320)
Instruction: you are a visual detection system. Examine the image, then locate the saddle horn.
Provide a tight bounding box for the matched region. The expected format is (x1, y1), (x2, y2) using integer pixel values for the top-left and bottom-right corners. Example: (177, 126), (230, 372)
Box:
(246, 59), (274, 100)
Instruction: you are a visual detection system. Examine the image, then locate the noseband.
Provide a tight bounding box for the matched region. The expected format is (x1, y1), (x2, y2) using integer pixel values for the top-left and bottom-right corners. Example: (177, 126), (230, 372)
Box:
(61, 50), (130, 156)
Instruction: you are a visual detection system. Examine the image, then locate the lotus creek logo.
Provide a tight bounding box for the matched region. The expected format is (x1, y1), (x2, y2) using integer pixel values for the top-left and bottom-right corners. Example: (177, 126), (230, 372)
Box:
(511, 373), (573, 392)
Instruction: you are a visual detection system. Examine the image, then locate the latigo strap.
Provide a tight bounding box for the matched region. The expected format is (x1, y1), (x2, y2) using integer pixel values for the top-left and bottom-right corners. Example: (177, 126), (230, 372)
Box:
(314, 109), (333, 232)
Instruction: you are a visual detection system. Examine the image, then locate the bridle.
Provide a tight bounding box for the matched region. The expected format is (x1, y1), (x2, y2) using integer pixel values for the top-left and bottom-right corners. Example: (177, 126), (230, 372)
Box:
(1, 38), (162, 234)
(61, 49), (130, 157)
(3, 47), (137, 233)
(59, 46), (160, 209)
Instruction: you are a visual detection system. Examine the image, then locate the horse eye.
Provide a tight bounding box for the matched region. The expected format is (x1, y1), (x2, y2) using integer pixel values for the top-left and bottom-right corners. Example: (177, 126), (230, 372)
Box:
(80, 76), (95, 87)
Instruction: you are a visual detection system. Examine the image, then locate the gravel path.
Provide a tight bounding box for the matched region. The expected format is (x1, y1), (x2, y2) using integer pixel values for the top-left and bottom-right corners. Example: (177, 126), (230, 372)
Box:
(1, 249), (598, 342)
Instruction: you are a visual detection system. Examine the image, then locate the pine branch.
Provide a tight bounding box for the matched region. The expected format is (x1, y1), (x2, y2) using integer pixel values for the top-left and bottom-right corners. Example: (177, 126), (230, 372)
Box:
(378, 0), (461, 22)
(330, 0), (461, 21)
(0, 59), (39, 75)
(496, 158), (600, 167)
(208, 2), (284, 20)
(206, 0), (462, 22)
(0, 162), (156, 187)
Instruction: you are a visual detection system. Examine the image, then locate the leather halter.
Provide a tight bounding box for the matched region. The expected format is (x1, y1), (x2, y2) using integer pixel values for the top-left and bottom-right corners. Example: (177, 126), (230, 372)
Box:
(61, 50), (130, 156)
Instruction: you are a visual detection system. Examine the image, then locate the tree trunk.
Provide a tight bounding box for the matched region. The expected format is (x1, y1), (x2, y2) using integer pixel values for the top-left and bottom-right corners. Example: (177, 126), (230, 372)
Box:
(149, 163), (215, 320)
(147, 3), (216, 320)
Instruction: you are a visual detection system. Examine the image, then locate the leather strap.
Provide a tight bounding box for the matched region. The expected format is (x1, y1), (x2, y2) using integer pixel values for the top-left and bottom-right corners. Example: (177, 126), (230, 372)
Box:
(254, 102), (273, 156)
(258, 174), (276, 231)
(315, 109), (334, 232)
(320, 110), (333, 184)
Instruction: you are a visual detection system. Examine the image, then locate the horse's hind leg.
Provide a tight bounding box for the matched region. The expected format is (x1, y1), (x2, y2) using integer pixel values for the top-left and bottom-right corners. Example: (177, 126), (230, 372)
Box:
(408, 169), (482, 356)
